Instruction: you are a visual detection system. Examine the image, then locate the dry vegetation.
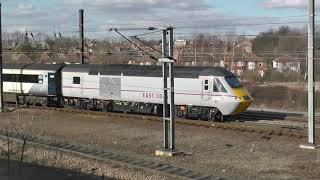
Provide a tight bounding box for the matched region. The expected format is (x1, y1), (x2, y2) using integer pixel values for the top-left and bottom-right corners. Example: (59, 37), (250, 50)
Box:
(245, 83), (314, 112)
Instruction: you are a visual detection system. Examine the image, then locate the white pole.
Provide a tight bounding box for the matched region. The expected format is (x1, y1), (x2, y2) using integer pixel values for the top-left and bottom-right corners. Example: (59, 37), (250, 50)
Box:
(307, 0), (315, 145)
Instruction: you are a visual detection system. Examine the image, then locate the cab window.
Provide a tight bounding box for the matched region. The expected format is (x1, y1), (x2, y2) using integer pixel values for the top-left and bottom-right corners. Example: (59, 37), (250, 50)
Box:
(225, 76), (242, 88)
(213, 78), (227, 93)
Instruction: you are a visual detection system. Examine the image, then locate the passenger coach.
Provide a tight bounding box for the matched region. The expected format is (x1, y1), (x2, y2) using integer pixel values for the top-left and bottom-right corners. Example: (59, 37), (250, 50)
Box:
(3, 63), (64, 106)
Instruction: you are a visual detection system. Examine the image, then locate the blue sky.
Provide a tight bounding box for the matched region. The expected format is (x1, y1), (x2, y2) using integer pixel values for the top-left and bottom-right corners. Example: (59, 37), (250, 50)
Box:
(2, 0), (317, 39)
(213, 0), (304, 16)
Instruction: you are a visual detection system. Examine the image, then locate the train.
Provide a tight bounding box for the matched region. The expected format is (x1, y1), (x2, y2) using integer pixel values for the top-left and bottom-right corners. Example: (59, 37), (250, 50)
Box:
(2, 63), (253, 122)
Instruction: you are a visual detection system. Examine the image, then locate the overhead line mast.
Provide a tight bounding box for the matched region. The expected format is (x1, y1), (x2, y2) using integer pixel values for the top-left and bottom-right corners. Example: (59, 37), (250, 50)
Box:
(110, 26), (178, 156)
(79, 9), (85, 64)
(300, 0), (319, 150)
(0, 3), (3, 112)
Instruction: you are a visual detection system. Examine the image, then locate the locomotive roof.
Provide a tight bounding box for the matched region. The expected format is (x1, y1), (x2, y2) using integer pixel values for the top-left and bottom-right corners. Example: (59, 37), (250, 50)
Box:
(62, 64), (236, 78)
(3, 63), (65, 71)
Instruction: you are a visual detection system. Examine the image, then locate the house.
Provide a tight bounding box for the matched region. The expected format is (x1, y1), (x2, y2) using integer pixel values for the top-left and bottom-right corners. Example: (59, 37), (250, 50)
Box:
(272, 56), (301, 72)
(224, 53), (267, 77)
(239, 40), (253, 54)
(128, 57), (160, 66)
(174, 39), (187, 48)
(216, 40), (266, 76)
(40, 52), (50, 63)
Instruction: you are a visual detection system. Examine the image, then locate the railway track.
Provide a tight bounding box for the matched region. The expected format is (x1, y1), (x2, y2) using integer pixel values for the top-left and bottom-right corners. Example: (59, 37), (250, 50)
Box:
(4, 104), (309, 139)
(232, 110), (320, 130)
(0, 129), (216, 180)
(232, 110), (289, 121)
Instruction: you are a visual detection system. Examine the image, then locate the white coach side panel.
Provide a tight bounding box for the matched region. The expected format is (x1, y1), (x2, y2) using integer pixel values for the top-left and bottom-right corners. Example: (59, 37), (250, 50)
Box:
(174, 78), (202, 106)
(62, 72), (121, 100)
(3, 68), (23, 94)
(120, 76), (163, 103)
(120, 76), (202, 106)
(3, 69), (51, 96)
(81, 74), (100, 99)
(62, 72), (100, 98)
(21, 69), (50, 95)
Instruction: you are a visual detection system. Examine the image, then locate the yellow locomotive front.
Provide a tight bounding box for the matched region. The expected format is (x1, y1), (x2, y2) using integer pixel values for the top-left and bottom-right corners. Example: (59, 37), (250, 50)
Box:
(224, 76), (253, 115)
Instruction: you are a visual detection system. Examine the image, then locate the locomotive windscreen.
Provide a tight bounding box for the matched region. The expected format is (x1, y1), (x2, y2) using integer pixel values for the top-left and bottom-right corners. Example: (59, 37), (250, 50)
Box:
(225, 76), (242, 88)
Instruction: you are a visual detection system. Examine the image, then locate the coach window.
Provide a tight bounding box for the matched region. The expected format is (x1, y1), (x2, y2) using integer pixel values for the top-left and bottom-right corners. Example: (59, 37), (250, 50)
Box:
(204, 79), (209, 91)
(213, 78), (227, 93)
(3, 74), (40, 83)
(21, 75), (39, 83)
(73, 77), (80, 84)
(2, 74), (14, 82)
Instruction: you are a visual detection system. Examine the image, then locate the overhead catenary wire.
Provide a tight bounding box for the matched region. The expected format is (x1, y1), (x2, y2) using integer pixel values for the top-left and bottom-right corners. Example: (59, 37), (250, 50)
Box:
(174, 33), (311, 37)
(3, 13), (315, 28)
(2, 54), (317, 60)
(110, 29), (158, 61)
(131, 36), (163, 54)
(5, 20), (320, 37)
(167, 13), (319, 25)
(103, 20), (319, 32)
(5, 19), (320, 62)
(0, 51), (310, 55)
(173, 20), (320, 30)
(139, 33), (316, 39)
(3, 50), (320, 58)
(3, 12), (319, 37)
(132, 29), (163, 37)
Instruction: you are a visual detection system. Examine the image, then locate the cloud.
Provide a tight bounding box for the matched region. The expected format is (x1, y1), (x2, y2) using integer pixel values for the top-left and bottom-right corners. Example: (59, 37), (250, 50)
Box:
(2, 0), (276, 38)
(5, 0), (217, 33)
(54, 0), (218, 30)
(57, 0), (209, 15)
(264, 0), (320, 9)
(8, 3), (34, 15)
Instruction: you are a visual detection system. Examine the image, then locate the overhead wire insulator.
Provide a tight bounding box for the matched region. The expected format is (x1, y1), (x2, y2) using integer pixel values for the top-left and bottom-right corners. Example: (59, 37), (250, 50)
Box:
(30, 32), (35, 41)
(146, 27), (157, 30)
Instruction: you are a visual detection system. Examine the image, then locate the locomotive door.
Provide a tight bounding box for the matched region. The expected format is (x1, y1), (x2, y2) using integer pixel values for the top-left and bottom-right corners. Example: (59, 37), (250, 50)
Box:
(202, 79), (210, 101)
(48, 73), (56, 95)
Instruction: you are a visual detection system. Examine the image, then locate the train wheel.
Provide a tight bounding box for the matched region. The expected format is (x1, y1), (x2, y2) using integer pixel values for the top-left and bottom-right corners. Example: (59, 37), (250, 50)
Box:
(105, 103), (113, 112)
(208, 109), (224, 122)
(215, 112), (224, 122)
(151, 105), (158, 116)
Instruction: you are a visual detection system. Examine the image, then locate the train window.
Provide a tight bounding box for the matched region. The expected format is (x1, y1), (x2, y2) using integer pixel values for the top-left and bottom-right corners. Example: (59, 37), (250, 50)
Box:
(204, 80), (209, 91)
(21, 75), (38, 83)
(73, 77), (80, 84)
(225, 76), (242, 88)
(3, 74), (15, 82)
(3, 74), (41, 83)
(213, 79), (227, 93)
